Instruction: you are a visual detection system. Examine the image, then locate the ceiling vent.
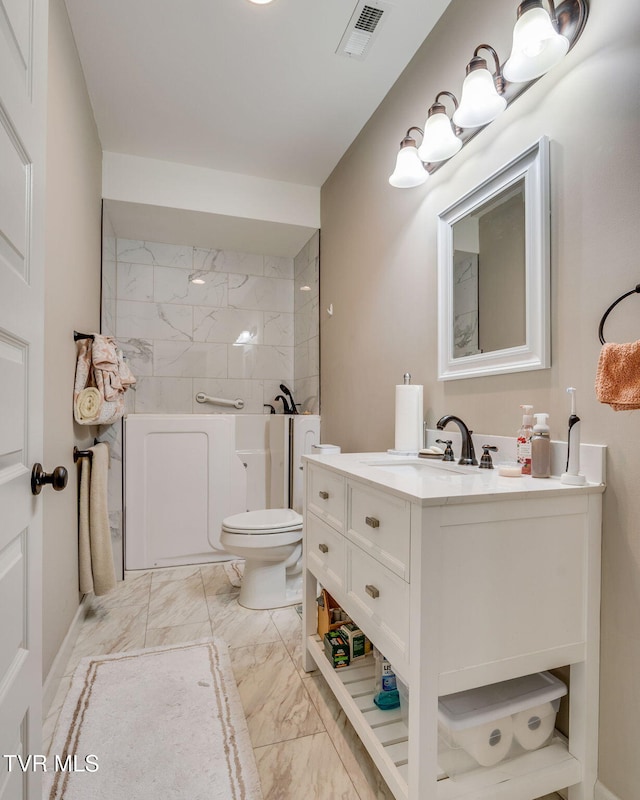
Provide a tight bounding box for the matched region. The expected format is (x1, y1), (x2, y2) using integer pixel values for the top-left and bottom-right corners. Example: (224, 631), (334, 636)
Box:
(336, 1), (391, 60)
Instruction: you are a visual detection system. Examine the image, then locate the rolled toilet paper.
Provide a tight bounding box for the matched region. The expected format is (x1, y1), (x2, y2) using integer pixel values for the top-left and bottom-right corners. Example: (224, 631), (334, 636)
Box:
(513, 702), (556, 751)
(454, 715), (514, 767)
(394, 384), (423, 452)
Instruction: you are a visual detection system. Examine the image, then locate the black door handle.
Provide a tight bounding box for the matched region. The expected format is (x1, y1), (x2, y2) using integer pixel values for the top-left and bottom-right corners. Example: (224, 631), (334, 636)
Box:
(31, 464), (68, 495)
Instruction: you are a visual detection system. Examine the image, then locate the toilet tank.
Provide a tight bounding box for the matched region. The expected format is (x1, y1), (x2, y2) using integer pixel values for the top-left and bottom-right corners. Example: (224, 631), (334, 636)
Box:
(269, 415), (320, 512)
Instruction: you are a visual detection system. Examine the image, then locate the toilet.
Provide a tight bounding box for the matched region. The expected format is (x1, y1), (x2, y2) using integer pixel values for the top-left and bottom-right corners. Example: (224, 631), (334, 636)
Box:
(220, 415), (320, 610)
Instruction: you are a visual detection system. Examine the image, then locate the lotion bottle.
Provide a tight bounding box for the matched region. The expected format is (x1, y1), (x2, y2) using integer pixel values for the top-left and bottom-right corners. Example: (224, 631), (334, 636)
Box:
(531, 413), (551, 478)
(517, 405), (534, 475)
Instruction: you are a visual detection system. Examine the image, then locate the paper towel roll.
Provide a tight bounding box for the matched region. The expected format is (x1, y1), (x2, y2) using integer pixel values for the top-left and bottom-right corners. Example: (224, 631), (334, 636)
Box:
(513, 702), (556, 750)
(454, 715), (514, 767)
(394, 384), (423, 452)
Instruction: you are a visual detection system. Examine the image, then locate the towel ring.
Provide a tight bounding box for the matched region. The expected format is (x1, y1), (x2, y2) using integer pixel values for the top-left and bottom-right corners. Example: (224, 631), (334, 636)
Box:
(598, 283), (640, 345)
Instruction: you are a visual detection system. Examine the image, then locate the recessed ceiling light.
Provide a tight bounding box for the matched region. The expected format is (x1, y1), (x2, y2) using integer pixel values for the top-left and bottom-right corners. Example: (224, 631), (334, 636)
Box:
(247, 0), (275, 5)
(300, 285), (311, 292)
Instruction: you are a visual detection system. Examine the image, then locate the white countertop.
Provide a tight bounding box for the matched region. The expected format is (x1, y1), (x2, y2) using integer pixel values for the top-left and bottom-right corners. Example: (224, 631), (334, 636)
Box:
(303, 452), (605, 506)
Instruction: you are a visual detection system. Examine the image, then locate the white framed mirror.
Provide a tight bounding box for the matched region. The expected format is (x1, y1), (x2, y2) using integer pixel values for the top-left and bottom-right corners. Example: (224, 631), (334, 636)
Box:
(437, 137), (550, 380)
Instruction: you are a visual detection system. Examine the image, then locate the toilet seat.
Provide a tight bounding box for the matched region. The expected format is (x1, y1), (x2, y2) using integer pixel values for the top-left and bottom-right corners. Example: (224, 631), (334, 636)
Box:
(222, 508), (303, 535)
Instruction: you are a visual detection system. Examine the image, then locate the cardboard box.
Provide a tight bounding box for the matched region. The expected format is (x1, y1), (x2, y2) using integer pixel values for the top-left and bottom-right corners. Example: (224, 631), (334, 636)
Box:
(317, 589), (350, 638)
(323, 631), (350, 668)
(339, 622), (371, 661)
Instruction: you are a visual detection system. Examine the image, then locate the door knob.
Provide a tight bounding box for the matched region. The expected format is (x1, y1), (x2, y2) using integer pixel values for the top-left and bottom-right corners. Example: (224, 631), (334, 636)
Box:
(31, 464), (68, 495)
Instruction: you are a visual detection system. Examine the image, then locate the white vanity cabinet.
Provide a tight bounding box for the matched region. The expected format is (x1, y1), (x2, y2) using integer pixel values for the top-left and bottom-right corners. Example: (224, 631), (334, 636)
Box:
(302, 454), (604, 800)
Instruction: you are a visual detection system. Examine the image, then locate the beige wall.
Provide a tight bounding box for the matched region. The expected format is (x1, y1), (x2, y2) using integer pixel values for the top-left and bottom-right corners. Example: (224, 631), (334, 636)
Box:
(320, 0), (640, 797)
(42, 0), (103, 680)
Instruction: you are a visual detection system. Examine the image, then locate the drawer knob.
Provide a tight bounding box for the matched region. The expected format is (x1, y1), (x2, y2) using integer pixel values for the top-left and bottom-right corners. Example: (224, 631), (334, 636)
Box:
(318, 490), (329, 500)
(318, 543), (329, 554)
(365, 584), (380, 599)
(365, 516), (380, 529)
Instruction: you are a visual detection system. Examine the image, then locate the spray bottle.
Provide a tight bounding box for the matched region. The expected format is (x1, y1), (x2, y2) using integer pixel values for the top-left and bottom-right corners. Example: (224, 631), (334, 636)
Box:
(561, 388), (587, 485)
(517, 404), (534, 475)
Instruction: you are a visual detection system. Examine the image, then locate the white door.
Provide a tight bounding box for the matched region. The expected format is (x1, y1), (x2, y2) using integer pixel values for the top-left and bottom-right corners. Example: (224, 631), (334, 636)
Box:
(0, 0), (50, 797)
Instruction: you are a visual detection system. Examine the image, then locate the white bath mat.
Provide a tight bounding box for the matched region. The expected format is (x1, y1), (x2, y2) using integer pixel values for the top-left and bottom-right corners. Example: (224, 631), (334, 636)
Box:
(44, 638), (262, 800)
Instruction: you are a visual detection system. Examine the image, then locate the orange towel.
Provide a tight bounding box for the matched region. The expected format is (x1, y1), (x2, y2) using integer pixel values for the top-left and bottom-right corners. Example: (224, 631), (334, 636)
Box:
(595, 341), (640, 411)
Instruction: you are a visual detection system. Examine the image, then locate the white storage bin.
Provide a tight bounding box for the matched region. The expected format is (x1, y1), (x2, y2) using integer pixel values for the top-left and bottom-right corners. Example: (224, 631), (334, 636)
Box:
(438, 671), (567, 778)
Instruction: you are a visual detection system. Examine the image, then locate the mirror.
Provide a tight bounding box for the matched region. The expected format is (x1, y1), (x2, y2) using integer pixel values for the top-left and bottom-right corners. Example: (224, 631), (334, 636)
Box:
(437, 137), (550, 380)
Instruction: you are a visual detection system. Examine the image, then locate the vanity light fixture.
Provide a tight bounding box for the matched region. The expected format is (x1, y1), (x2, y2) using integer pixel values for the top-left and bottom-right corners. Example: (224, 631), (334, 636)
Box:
(389, 0), (588, 187)
(417, 92), (462, 163)
(503, 0), (570, 82)
(388, 128), (428, 188)
(452, 45), (506, 129)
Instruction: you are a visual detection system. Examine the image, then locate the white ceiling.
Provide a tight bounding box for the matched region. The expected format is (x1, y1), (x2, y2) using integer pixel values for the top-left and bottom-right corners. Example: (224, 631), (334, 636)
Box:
(65, 0), (451, 188)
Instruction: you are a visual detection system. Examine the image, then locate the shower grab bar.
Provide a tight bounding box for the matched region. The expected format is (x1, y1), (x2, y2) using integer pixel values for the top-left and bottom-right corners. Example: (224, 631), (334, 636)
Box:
(195, 392), (244, 410)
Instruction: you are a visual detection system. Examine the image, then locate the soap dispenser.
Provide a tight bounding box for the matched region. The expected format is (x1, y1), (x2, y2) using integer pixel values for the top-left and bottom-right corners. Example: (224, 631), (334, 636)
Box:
(531, 413), (550, 479)
(517, 405), (534, 475)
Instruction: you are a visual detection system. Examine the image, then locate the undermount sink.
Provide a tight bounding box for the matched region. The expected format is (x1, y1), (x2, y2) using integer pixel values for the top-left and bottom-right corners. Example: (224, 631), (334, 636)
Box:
(362, 457), (468, 475)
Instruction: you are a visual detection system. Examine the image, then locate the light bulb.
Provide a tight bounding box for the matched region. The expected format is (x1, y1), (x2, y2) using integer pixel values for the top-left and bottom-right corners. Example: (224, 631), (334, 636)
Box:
(417, 107), (462, 163)
(504, 5), (569, 83)
(453, 64), (506, 129)
(388, 139), (428, 188)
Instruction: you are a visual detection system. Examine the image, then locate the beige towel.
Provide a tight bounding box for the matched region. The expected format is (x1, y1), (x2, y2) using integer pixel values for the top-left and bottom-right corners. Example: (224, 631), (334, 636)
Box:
(595, 341), (640, 411)
(73, 335), (136, 426)
(78, 443), (116, 596)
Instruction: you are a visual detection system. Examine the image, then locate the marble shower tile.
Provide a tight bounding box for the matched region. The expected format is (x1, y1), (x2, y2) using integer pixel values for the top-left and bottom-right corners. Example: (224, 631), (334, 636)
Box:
(308, 335), (319, 377)
(132, 376), (193, 413)
(145, 620), (213, 648)
(117, 262), (154, 301)
(264, 255), (294, 279)
(154, 265), (227, 307)
(229, 641), (324, 747)
(118, 337), (154, 377)
(294, 296), (319, 344)
(228, 343), (293, 381)
(307, 231), (320, 263)
(103, 236), (116, 262)
(193, 306), (263, 344)
(294, 242), (309, 277)
(228, 274), (293, 313)
(303, 675), (395, 800)
(253, 733), (361, 800)
(63, 604), (148, 675)
(294, 342), (310, 380)
(116, 300), (193, 341)
(153, 340), (227, 378)
(295, 258), (318, 298)
(264, 312), (294, 346)
(117, 239), (193, 268)
(148, 573), (209, 628)
(205, 592), (281, 648)
(194, 248), (264, 276)
(292, 377), (319, 415)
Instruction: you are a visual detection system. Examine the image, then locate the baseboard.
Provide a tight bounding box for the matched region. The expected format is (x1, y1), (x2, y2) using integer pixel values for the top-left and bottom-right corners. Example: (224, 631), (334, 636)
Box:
(42, 595), (89, 715)
(595, 781), (622, 800)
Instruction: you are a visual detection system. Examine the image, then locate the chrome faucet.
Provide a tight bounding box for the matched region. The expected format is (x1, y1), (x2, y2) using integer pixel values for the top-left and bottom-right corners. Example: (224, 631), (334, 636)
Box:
(436, 415), (478, 466)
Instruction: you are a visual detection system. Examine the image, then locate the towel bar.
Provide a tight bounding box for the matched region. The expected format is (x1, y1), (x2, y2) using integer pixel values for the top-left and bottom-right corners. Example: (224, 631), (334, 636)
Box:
(74, 330), (95, 341)
(598, 283), (640, 344)
(73, 440), (100, 462)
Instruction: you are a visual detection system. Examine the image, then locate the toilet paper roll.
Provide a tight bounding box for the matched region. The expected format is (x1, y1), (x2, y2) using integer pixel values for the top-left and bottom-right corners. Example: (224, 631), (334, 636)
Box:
(394, 384), (423, 452)
(513, 702), (556, 750)
(453, 715), (514, 767)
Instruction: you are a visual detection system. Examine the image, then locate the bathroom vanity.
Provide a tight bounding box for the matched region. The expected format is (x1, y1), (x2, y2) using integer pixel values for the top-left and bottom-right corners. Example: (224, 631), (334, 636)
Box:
(301, 452), (604, 800)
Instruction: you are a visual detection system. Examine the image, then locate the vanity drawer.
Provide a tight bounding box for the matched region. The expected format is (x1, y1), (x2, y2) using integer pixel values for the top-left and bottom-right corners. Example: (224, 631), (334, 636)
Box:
(346, 542), (410, 666)
(347, 481), (410, 580)
(307, 465), (345, 533)
(305, 512), (346, 592)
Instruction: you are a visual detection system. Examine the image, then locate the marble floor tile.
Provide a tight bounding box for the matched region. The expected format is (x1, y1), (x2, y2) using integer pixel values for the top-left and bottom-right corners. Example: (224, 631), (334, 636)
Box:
(270, 606), (301, 645)
(230, 641), (324, 748)
(223, 560), (243, 587)
(304, 674), (395, 800)
(86, 570), (152, 611)
(63, 604), (148, 675)
(147, 573), (209, 628)
(144, 620), (213, 648)
(42, 675), (72, 756)
(149, 564), (202, 583)
(253, 732), (361, 800)
(201, 563), (241, 595)
(206, 592), (281, 648)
